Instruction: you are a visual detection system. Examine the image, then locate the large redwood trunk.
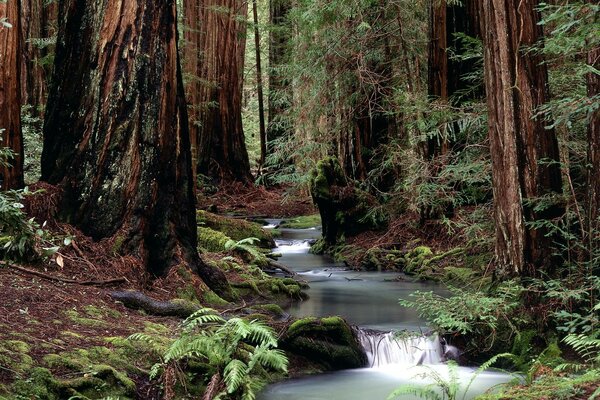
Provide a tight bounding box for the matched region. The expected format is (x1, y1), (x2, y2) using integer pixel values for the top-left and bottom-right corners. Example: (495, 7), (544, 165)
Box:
(0, 0), (24, 190)
(20, 0), (57, 114)
(42, 0), (229, 295)
(197, 0), (252, 183)
(483, 0), (563, 277)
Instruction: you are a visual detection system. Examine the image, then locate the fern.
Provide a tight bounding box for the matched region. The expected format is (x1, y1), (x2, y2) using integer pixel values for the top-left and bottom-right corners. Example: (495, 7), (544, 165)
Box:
(224, 359), (248, 393)
(130, 307), (288, 399)
(563, 333), (600, 363)
(387, 384), (441, 400)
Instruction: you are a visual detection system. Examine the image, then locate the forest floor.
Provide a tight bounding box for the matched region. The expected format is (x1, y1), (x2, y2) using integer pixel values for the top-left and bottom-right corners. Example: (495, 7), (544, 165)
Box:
(2, 184), (597, 399)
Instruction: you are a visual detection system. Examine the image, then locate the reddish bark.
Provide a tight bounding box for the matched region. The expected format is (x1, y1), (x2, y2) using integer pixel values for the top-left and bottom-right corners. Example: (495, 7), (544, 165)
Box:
(197, 0), (253, 183)
(42, 0), (229, 295)
(0, 0), (24, 190)
(483, 0), (562, 277)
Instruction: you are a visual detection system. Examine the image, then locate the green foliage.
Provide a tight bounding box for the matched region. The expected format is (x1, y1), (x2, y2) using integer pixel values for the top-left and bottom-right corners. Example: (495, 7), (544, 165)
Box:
(129, 308), (288, 399)
(21, 105), (44, 184)
(388, 354), (514, 400)
(399, 282), (524, 349)
(0, 186), (63, 261)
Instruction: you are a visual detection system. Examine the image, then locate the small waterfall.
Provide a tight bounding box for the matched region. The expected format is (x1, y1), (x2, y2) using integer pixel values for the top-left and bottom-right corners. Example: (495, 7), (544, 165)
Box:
(274, 239), (313, 254)
(356, 328), (443, 367)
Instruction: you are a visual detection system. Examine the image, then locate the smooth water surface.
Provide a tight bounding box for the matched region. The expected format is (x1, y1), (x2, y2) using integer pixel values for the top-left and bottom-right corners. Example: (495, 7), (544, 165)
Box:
(259, 224), (512, 400)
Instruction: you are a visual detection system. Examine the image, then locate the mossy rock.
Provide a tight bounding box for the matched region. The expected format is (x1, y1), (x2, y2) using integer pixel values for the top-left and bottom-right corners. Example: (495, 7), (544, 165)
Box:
(309, 157), (388, 248)
(197, 210), (275, 248)
(197, 226), (232, 252)
(281, 316), (367, 370)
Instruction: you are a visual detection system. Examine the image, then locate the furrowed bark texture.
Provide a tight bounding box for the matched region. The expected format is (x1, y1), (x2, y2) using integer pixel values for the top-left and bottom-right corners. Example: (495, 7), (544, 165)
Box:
(197, 0), (252, 183)
(41, 0), (229, 294)
(483, 0), (562, 277)
(183, 0), (201, 187)
(20, 0), (57, 114)
(0, 0), (24, 190)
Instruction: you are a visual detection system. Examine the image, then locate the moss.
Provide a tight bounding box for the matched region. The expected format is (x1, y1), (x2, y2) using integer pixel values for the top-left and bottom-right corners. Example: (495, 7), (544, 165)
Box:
(111, 234), (126, 254)
(251, 304), (286, 318)
(143, 321), (171, 335)
(279, 214), (322, 229)
(202, 290), (229, 306)
(83, 304), (122, 319)
(61, 330), (83, 339)
(477, 369), (600, 400)
(197, 210), (275, 248)
(64, 308), (107, 328)
(197, 226), (232, 252)
(11, 367), (58, 400)
(283, 316), (366, 370)
(176, 283), (202, 303)
(0, 340), (33, 375)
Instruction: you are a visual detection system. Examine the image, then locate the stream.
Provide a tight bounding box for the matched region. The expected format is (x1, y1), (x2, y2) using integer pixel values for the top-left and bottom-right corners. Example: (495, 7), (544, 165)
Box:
(258, 223), (513, 400)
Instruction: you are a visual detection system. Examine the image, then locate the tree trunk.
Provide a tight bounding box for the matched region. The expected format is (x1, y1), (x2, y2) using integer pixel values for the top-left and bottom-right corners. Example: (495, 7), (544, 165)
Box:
(586, 42), (599, 258)
(19, 0), (57, 115)
(0, 0), (24, 190)
(197, 0), (253, 183)
(267, 0), (291, 143)
(252, 0), (267, 168)
(41, 0), (230, 296)
(483, 0), (563, 277)
(183, 0), (202, 190)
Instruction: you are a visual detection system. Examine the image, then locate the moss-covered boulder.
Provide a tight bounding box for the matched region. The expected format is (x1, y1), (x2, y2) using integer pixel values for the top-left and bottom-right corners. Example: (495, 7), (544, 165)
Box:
(197, 210), (275, 248)
(309, 157), (388, 247)
(281, 316), (367, 370)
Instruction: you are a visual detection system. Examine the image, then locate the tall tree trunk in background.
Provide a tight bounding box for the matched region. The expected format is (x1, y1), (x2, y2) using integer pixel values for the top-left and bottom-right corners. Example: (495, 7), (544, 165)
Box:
(42, 0), (230, 296)
(197, 0), (252, 183)
(183, 0), (202, 189)
(0, 0), (24, 190)
(267, 0), (291, 143)
(20, 0), (57, 115)
(483, 0), (563, 278)
(252, 0), (267, 168)
(586, 43), (599, 260)
(422, 0), (481, 222)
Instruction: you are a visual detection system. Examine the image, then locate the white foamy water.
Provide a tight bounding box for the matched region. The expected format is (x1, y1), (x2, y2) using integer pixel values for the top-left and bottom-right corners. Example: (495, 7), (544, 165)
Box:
(274, 239), (313, 254)
(357, 329), (443, 367)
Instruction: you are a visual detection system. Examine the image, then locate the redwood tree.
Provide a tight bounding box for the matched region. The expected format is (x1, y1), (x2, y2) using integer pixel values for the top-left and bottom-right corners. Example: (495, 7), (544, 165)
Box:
(197, 0), (252, 183)
(42, 0), (229, 295)
(20, 0), (57, 115)
(183, 0), (201, 186)
(0, 0), (24, 190)
(483, 0), (563, 277)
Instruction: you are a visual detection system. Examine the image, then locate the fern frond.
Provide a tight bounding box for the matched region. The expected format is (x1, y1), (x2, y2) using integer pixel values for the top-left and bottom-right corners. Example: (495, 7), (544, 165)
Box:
(127, 333), (165, 355)
(247, 320), (278, 347)
(249, 346), (288, 372)
(387, 384), (442, 400)
(149, 363), (163, 380)
(462, 353), (514, 400)
(564, 333), (600, 362)
(224, 359), (249, 394)
(182, 308), (224, 333)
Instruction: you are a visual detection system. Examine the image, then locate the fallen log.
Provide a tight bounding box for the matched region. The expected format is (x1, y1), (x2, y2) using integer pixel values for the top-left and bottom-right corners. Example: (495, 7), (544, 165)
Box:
(110, 291), (200, 318)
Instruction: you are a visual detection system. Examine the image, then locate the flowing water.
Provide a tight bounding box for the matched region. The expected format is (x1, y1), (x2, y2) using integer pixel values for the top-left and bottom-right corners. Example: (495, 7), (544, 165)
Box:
(259, 222), (513, 400)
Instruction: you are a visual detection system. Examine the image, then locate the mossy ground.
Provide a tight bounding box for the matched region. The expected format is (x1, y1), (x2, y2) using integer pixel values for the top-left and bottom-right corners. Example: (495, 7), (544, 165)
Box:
(279, 214), (322, 229)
